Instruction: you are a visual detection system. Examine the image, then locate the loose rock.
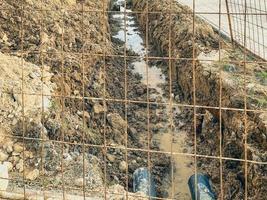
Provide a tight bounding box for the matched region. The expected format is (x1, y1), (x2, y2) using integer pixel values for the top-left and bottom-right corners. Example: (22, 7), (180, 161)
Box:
(119, 161), (127, 172)
(93, 103), (106, 114)
(0, 163), (8, 191)
(107, 154), (116, 162)
(3, 162), (13, 172)
(25, 169), (39, 181)
(0, 151), (9, 162)
(74, 178), (84, 187)
(15, 159), (23, 173)
(107, 113), (127, 130)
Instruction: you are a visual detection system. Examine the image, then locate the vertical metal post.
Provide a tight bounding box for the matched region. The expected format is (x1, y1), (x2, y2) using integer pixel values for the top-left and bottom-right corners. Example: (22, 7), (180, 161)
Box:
(225, 0), (235, 45)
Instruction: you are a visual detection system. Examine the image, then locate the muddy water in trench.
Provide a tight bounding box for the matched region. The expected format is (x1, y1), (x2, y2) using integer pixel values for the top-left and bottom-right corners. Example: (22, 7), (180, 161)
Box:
(111, 1), (193, 199)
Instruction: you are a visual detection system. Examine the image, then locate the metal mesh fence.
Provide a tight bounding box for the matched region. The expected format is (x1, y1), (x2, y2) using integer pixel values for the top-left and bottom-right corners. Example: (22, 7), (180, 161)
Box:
(226, 0), (267, 60)
(0, 0), (266, 200)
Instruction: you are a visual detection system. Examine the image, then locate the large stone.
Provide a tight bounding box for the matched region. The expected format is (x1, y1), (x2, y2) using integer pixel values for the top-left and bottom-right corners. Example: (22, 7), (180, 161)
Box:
(107, 184), (146, 200)
(107, 113), (127, 131)
(119, 161), (127, 172)
(13, 143), (24, 153)
(0, 163), (9, 191)
(107, 154), (116, 162)
(3, 162), (13, 172)
(3, 141), (13, 153)
(24, 151), (34, 159)
(25, 169), (39, 181)
(93, 103), (107, 114)
(0, 151), (8, 162)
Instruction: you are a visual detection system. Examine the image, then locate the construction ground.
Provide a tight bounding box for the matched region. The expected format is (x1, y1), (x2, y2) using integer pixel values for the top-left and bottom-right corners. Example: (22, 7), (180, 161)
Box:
(0, 0), (266, 199)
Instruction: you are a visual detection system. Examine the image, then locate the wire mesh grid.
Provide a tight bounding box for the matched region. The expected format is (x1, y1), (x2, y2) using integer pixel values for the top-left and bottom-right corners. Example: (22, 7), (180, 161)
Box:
(0, 0), (266, 200)
(227, 0), (267, 60)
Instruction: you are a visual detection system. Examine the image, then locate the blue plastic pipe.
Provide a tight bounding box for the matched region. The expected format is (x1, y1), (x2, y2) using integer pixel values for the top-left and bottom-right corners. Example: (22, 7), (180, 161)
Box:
(188, 174), (216, 200)
(133, 167), (156, 197)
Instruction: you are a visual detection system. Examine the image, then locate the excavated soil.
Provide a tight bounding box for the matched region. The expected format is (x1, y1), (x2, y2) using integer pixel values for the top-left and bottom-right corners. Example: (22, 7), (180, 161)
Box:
(0, 0), (170, 199)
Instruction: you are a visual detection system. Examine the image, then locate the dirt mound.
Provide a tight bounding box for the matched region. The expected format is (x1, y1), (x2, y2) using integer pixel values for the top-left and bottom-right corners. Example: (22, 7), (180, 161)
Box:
(0, 0), (172, 197)
(0, 52), (54, 137)
(0, 0), (139, 196)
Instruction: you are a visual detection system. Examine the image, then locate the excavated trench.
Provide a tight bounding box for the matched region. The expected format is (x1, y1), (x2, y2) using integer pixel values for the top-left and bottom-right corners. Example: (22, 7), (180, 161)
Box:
(110, 0), (267, 199)
(110, 0), (194, 199)
(130, 0), (267, 200)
